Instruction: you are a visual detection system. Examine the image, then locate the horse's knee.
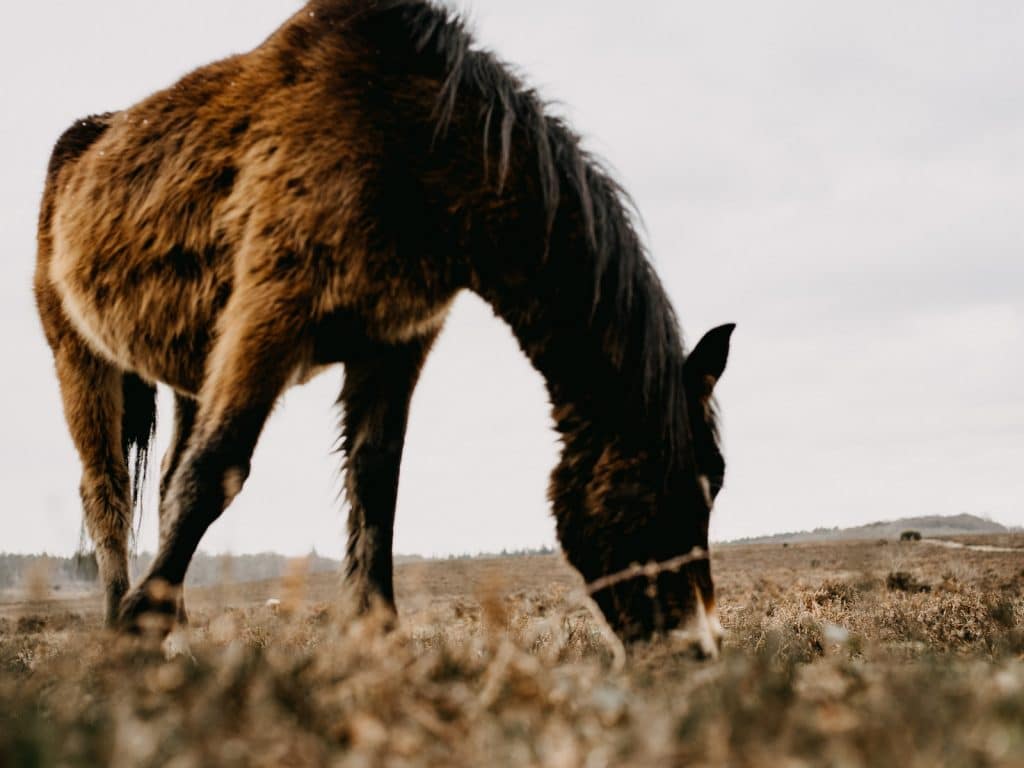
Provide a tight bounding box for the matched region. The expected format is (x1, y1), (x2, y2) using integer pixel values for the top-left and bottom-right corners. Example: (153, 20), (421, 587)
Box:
(157, 452), (252, 554)
(167, 446), (249, 503)
(80, 472), (130, 564)
(80, 470), (131, 531)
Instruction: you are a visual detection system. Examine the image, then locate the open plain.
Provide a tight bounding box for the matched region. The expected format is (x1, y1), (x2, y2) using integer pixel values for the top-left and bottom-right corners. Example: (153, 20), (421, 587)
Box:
(2, 535), (1022, 767)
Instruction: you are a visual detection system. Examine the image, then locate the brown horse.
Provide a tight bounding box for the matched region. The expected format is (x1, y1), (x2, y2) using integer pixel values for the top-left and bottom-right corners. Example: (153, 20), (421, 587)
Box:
(35, 0), (734, 653)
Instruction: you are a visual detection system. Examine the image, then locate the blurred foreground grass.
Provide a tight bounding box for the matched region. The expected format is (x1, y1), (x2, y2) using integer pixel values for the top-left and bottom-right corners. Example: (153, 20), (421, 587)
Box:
(1, 537), (1022, 767)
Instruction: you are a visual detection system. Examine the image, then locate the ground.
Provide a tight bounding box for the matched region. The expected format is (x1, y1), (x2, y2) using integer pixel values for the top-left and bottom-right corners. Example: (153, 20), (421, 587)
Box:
(1, 535), (1022, 767)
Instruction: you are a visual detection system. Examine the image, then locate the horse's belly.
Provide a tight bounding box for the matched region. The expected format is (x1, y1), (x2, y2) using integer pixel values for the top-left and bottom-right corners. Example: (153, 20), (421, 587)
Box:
(50, 241), (224, 396)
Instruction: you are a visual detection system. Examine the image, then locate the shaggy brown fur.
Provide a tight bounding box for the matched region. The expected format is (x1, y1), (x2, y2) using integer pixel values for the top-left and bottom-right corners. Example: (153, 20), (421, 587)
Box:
(35, 0), (734, 643)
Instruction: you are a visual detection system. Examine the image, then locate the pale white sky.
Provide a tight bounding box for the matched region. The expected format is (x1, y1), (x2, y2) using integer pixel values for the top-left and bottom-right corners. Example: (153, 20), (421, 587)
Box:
(1, 1), (1021, 558)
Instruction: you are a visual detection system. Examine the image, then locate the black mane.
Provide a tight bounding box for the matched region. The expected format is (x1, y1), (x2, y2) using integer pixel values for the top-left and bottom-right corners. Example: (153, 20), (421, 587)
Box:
(318, 0), (704, 470)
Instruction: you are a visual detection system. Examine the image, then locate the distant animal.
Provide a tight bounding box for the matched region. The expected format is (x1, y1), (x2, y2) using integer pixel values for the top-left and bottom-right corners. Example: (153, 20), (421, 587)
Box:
(35, 0), (734, 653)
(900, 531), (922, 542)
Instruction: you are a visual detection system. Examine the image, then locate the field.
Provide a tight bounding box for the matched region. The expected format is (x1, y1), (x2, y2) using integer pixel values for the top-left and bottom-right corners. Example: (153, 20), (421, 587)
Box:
(2, 536), (1022, 767)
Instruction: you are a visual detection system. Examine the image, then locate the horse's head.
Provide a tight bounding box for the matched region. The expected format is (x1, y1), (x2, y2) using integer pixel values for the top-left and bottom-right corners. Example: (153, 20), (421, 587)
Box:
(564, 324), (734, 655)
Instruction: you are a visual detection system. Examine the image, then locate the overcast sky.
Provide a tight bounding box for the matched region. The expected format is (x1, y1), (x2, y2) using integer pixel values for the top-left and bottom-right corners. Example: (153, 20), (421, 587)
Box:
(1, 1), (1021, 559)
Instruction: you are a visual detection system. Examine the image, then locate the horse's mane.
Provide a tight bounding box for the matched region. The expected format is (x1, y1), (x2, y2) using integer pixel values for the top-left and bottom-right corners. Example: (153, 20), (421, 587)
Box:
(314, 0), (702, 470)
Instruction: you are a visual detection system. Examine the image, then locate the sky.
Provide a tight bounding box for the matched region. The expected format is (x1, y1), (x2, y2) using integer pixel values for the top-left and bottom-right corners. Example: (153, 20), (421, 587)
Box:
(1, 1), (1021, 559)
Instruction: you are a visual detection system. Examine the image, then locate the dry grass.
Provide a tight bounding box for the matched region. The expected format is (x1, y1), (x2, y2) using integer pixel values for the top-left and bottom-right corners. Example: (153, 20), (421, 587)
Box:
(1, 537), (1022, 767)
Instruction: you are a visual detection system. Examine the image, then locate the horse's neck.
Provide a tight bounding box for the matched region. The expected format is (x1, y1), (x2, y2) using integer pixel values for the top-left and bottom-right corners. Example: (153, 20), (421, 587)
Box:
(466, 213), (678, 464)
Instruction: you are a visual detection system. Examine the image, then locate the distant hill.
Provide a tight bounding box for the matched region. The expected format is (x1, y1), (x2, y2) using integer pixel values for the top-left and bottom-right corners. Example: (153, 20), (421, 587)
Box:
(722, 514), (1013, 546)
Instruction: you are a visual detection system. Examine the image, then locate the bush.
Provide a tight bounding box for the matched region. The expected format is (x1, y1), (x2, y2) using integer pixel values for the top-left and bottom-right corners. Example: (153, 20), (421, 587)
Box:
(887, 571), (931, 593)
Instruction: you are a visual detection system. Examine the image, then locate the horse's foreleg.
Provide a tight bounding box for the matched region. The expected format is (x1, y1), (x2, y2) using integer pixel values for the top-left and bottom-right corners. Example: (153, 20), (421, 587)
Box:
(339, 335), (435, 615)
(119, 301), (300, 633)
(158, 393), (198, 624)
(51, 340), (132, 626)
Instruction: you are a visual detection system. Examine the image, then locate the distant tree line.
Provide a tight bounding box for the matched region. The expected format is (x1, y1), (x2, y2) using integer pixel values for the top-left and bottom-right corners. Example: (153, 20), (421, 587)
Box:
(444, 545), (557, 561)
(0, 552), (100, 589)
(0, 546), (556, 590)
(0, 550), (343, 590)
(129, 550), (346, 587)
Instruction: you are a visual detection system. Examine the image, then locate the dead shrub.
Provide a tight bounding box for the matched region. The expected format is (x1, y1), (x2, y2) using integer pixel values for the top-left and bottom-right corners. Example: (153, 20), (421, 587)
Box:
(987, 598), (1018, 629)
(887, 572), (931, 593)
(15, 616), (46, 635)
(812, 580), (859, 607)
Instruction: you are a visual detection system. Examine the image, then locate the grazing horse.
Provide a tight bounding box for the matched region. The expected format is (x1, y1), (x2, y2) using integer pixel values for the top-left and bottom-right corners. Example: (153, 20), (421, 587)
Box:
(35, 0), (734, 652)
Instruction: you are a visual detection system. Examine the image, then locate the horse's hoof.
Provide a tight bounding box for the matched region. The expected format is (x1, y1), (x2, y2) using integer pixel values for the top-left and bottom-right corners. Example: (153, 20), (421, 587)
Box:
(118, 581), (180, 637)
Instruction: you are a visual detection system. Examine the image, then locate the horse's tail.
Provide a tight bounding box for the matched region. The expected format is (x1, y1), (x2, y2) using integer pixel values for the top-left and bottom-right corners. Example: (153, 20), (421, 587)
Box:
(121, 373), (157, 539)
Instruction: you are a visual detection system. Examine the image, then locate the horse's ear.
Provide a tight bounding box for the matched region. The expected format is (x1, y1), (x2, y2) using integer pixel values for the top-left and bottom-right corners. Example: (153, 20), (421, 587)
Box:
(685, 324), (736, 398)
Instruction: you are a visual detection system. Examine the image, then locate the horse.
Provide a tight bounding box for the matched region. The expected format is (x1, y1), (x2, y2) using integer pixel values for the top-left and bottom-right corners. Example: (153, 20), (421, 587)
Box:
(35, 0), (735, 654)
